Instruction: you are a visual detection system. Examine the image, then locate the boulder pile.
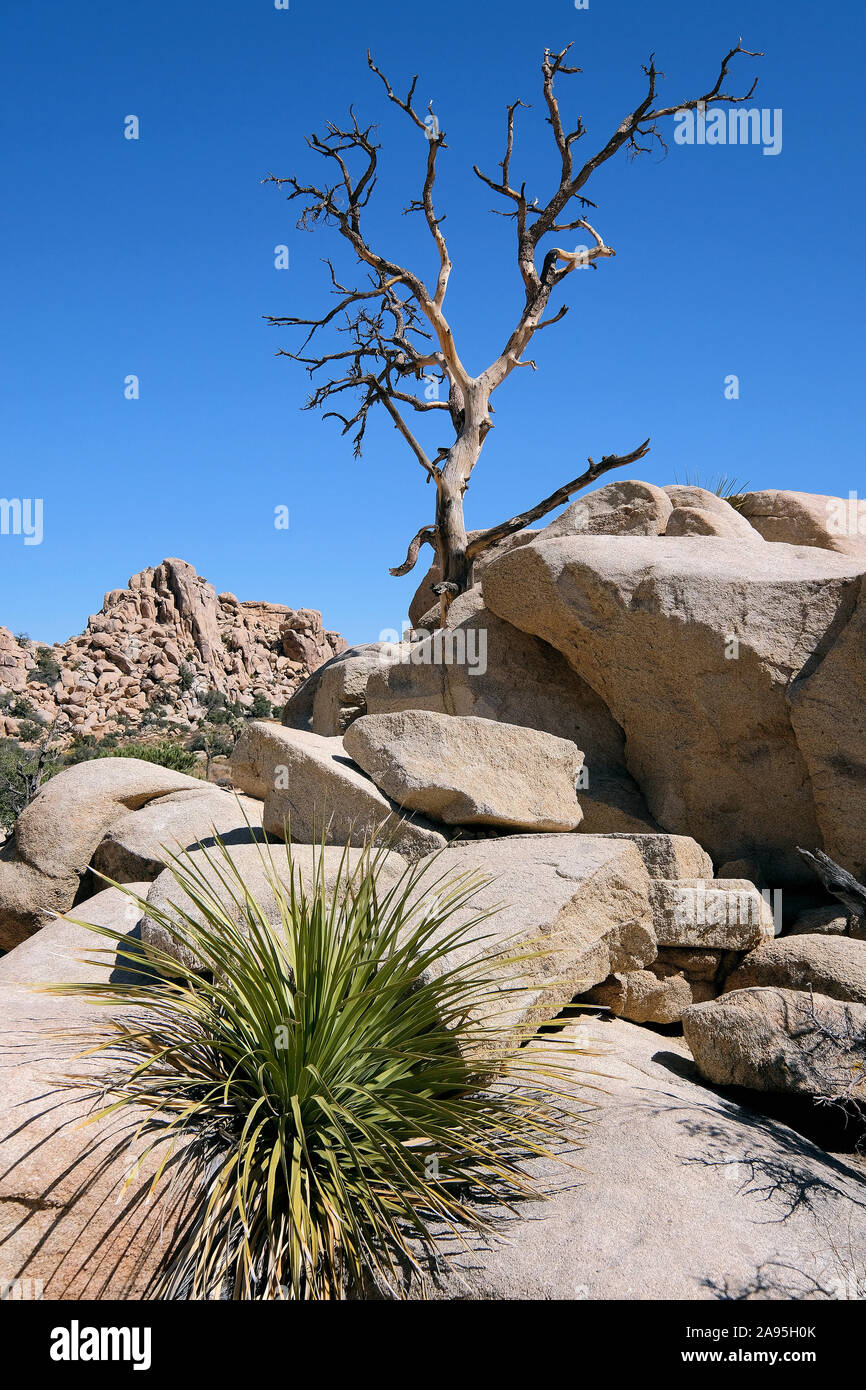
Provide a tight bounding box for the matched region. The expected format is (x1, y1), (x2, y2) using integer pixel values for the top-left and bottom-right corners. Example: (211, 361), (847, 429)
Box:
(2, 481), (866, 1300)
(0, 557), (346, 744)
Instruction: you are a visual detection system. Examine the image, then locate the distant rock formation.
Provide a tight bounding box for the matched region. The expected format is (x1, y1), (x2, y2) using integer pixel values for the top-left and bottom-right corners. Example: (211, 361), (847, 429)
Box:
(0, 558), (346, 743)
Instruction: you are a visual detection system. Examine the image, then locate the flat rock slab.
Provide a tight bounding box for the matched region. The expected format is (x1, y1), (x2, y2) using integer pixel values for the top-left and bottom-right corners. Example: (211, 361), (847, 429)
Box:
(600, 832), (713, 881)
(343, 709), (583, 830)
(683, 986), (866, 1100)
(0, 886), (201, 1298)
(413, 834), (655, 1043)
(405, 1017), (866, 1299)
(231, 721), (446, 861)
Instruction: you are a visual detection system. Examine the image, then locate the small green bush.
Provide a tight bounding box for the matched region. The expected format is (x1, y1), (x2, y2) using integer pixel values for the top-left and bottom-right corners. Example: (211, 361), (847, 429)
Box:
(27, 647), (62, 685)
(96, 741), (199, 774)
(53, 837), (587, 1299)
(248, 694), (273, 719)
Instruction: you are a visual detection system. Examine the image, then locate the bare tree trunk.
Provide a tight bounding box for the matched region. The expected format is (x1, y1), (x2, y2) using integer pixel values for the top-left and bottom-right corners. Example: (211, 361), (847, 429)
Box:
(433, 399), (488, 608)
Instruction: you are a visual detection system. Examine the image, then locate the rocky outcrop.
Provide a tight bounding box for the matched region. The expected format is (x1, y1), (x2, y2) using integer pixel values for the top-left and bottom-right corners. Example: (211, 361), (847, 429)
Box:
(683, 987), (866, 1100)
(0, 558), (345, 745)
(343, 710), (583, 831)
(230, 721), (447, 861)
(482, 534), (863, 885)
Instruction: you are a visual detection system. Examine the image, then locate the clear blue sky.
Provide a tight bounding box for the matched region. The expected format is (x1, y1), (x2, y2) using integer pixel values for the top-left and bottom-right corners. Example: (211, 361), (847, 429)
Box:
(1, 0), (863, 646)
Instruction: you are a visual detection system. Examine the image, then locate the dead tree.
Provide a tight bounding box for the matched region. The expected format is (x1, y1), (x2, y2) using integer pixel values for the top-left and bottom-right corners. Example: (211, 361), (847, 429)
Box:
(265, 41), (761, 609)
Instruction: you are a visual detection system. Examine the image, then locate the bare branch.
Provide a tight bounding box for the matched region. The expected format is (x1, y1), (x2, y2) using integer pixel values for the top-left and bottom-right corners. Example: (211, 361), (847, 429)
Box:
(467, 438), (652, 557)
(390, 525), (437, 577)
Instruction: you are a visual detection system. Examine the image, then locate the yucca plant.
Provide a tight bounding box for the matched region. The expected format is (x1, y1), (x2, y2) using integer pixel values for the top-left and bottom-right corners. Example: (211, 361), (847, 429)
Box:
(673, 468), (750, 509)
(47, 833), (597, 1300)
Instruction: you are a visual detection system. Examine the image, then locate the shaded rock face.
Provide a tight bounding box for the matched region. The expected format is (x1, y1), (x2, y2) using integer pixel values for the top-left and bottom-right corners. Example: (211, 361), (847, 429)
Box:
(404, 1017), (866, 1300)
(482, 535), (863, 886)
(789, 571), (866, 881)
(683, 987), (866, 1100)
(0, 557), (345, 745)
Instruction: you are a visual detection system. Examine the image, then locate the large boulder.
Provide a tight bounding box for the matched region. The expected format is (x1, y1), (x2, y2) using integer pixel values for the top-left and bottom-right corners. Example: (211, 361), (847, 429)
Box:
(281, 643), (391, 735)
(539, 479), (672, 539)
(142, 839), (408, 971)
(0, 757), (213, 948)
(0, 886), (201, 1298)
(363, 605), (657, 834)
(788, 571), (866, 880)
(724, 935), (866, 1005)
(231, 721), (446, 861)
(343, 710), (583, 831)
(665, 506), (762, 541)
(92, 788), (265, 882)
(482, 535), (863, 885)
(413, 834), (655, 1044)
(663, 485), (763, 542)
(739, 489), (866, 561)
(584, 963), (715, 1024)
(405, 1017), (866, 1299)
(683, 987), (866, 1100)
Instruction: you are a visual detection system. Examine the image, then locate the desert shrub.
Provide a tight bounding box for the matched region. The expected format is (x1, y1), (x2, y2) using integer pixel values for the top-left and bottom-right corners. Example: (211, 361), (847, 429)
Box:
(189, 727), (235, 759)
(95, 741), (199, 774)
(16, 719), (44, 744)
(26, 646), (62, 685)
(177, 663), (195, 692)
(248, 694), (273, 719)
(53, 837), (587, 1299)
(0, 693), (38, 720)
